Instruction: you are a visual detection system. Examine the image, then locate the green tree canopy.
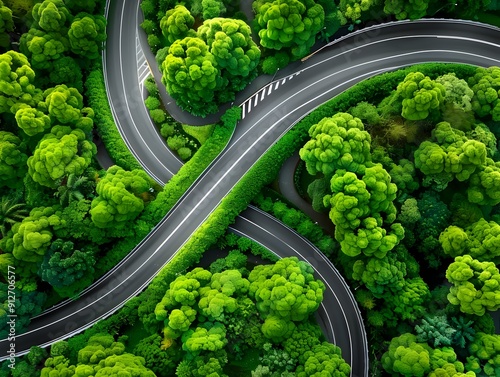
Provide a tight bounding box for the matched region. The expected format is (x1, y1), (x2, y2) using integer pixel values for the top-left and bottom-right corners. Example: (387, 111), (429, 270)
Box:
(27, 125), (96, 188)
(0, 131), (28, 188)
(160, 4), (196, 46)
(0, 51), (43, 114)
(20, 28), (69, 71)
(382, 333), (431, 377)
(248, 257), (325, 322)
(44, 84), (84, 124)
(198, 17), (261, 78)
(468, 66), (500, 120)
(68, 12), (107, 60)
(295, 341), (350, 377)
(299, 112), (372, 177)
(39, 239), (96, 298)
(15, 105), (51, 136)
(162, 36), (222, 116)
(383, 0), (430, 20)
(446, 254), (500, 316)
(0, 0), (14, 49)
(90, 165), (153, 229)
(253, 0), (325, 59)
(396, 72), (445, 120)
(32, 0), (71, 32)
(11, 206), (63, 263)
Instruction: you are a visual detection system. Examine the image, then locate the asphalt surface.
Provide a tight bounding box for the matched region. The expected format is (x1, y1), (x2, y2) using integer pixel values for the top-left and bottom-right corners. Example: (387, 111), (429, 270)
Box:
(2, 5), (500, 376)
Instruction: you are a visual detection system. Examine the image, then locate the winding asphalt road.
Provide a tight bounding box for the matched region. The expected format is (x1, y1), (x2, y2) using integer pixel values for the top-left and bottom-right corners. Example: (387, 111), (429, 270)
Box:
(2, 3), (500, 376)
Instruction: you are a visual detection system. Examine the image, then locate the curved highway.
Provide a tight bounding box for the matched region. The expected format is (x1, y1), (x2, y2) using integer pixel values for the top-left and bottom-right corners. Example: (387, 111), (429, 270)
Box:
(2, 4), (500, 376)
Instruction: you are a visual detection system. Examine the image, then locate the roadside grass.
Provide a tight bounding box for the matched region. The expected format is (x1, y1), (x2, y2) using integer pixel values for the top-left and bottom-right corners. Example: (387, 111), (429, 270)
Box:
(182, 123), (216, 145)
(474, 11), (500, 28)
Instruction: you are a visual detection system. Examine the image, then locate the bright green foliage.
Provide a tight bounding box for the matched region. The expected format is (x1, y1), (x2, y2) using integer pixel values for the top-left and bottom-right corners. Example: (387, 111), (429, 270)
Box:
(12, 206), (63, 263)
(86, 353), (156, 376)
(0, 51), (43, 114)
(468, 66), (500, 120)
(414, 122), (487, 182)
(327, 170), (370, 230)
(415, 315), (456, 347)
(467, 123), (497, 158)
(396, 72), (445, 120)
(90, 166), (153, 229)
(198, 269), (250, 320)
(0, 1), (13, 48)
(440, 219), (500, 263)
(0, 131), (28, 188)
(389, 159), (419, 193)
(466, 332), (500, 377)
(162, 37), (222, 116)
(349, 101), (381, 125)
(32, 0), (71, 32)
(436, 73), (474, 112)
(68, 13), (107, 60)
(398, 198), (421, 224)
(339, 0), (380, 22)
(177, 356), (228, 377)
(382, 333), (431, 377)
(160, 5), (195, 46)
(295, 342), (350, 377)
(390, 277), (430, 322)
(429, 363), (474, 377)
(182, 322), (227, 355)
(209, 249), (248, 274)
(352, 252), (406, 297)
(41, 355), (76, 377)
(21, 28), (69, 70)
(167, 306), (197, 333)
(75, 335), (155, 376)
(39, 239), (96, 297)
(77, 334), (126, 365)
(383, 0), (430, 20)
(439, 225), (469, 258)
(15, 105), (51, 136)
(248, 257), (325, 322)
(0, 196), (28, 238)
(133, 334), (181, 377)
(327, 165), (403, 258)
(446, 254), (500, 316)
(429, 347), (463, 371)
(27, 126), (96, 188)
(198, 18), (261, 77)
(299, 113), (371, 176)
(414, 141), (449, 175)
(253, 0), (325, 59)
(50, 341), (70, 357)
(261, 315), (296, 343)
(44, 84), (83, 124)
(202, 0), (226, 19)
(282, 322), (322, 364)
(362, 163), (398, 216)
(467, 159), (500, 206)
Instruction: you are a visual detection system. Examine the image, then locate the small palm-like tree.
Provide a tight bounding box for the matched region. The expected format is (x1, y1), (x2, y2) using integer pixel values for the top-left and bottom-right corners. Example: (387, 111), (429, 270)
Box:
(55, 173), (89, 206)
(0, 196), (29, 238)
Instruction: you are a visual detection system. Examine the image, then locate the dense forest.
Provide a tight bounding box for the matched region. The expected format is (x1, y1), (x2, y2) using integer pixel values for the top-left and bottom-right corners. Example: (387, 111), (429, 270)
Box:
(0, 0), (500, 376)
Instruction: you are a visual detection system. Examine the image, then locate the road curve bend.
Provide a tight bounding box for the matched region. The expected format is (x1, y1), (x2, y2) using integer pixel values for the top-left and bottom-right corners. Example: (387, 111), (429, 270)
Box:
(2, 6), (500, 377)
